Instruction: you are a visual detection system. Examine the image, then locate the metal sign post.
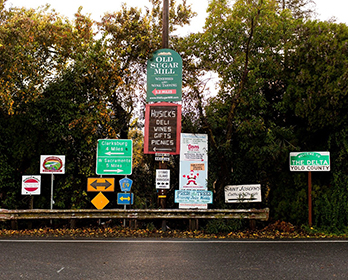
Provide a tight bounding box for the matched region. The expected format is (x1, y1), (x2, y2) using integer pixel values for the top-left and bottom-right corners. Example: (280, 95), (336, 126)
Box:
(308, 171), (312, 226)
(50, 174), (54, 210)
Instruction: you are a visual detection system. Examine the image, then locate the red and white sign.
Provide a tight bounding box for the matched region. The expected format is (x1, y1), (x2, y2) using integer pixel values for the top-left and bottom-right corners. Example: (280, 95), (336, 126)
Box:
(22, 176), (41, 195)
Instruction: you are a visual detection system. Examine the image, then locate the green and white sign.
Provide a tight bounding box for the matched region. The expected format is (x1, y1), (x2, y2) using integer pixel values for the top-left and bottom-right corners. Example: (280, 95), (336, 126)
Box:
(290, 152), (330, 172)
(96, 139), (133, 175)
(147, 49), (182, 102)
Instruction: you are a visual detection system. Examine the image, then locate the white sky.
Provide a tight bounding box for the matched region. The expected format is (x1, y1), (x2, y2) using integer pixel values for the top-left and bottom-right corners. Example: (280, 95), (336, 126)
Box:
(4, 0), (348, 35)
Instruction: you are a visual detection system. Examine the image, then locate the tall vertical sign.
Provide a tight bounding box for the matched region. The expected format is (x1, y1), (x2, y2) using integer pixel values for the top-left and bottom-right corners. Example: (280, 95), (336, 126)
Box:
(147, 49), (182, 103)
(179, 133), (209, 209)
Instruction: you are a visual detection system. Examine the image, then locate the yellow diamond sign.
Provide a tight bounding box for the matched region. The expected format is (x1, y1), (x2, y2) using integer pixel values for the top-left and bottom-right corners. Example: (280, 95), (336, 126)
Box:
(91, 192), (109, 209)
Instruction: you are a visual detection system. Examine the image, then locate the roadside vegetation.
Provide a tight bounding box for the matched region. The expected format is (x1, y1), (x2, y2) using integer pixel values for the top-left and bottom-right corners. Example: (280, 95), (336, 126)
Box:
(1, 221), (347, 239)
(1, 0), (348, 234)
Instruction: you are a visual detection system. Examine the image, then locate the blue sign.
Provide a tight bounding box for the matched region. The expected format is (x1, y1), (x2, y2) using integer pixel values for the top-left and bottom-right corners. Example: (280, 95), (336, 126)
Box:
(117, 193), (134, 205)
(175, 190), (213, 204)
(119, 177), (133, 192)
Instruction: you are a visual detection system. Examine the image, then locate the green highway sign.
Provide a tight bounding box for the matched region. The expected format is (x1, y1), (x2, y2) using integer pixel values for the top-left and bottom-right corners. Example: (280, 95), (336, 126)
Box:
(147, 49), (182, 102)
(290, 152), (330, 172)
(96, 139), (133, 175)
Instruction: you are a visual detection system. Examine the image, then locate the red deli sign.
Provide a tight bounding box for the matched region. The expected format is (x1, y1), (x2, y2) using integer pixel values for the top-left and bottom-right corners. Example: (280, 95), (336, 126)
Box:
(144, 102), (181, 155)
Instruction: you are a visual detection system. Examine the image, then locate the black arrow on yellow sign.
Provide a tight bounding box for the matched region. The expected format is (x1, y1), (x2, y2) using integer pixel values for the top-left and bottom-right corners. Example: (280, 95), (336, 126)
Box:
(91, 180), (112, 190)
(87, 178), (115, 192)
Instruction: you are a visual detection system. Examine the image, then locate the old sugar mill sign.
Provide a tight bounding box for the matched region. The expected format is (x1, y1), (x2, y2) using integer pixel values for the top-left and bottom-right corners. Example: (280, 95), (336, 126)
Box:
(147, 49), (182, 102)
(144, 102), (181, 155)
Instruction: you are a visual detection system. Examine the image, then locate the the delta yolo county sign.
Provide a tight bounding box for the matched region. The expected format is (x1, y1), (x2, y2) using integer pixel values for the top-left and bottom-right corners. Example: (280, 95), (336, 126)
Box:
(290, 152), (330, 171)
(147, 49), (182, 102)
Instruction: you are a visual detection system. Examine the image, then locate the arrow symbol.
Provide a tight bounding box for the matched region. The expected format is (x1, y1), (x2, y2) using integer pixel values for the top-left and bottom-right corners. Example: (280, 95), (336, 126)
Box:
(120, 196), (130, 201)
(90, 180), (112, 190)
(153, 147), (172, 151)
(105, 152), (124, 156)
(104, 169), (124, 173)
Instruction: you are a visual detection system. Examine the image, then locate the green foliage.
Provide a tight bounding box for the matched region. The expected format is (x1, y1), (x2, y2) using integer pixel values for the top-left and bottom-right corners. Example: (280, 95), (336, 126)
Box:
(2, 0), (348, 233)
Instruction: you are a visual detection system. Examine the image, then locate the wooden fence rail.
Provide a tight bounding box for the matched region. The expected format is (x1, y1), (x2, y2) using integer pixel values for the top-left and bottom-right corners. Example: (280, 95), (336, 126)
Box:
(0, 208), (269, 230)
(0, 208), (269, 220)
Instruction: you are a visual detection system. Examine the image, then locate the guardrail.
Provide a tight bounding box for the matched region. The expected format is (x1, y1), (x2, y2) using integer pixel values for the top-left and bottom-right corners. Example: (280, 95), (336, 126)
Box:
(0, 208), (269, 230)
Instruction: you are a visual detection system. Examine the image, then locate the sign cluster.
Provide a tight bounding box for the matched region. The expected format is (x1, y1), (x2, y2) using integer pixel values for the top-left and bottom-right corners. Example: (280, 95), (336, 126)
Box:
(87, 139), (134, 209)
(145, 48), (183, 205)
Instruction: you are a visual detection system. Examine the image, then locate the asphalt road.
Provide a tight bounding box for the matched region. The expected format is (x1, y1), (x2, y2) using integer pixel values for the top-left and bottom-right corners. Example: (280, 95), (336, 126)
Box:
(0, 239), (347, 280)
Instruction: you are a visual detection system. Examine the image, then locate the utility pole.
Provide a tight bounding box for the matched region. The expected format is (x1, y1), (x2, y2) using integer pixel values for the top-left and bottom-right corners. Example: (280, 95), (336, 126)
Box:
(162, 0), (169, 48)
(159, 0), (169, 231)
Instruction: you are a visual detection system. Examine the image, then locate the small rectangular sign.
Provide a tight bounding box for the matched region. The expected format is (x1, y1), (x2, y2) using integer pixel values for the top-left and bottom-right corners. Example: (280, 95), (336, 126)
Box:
(87, 178), (115, 192)
(156, 169), (170, 189)
(40, 155), (65, 174)
(155, 156), (170, 161)
(117, 193), (134, 205)
(289, 151), (330, 172)
(175, 190), (213, 204)
(224, 184), (262, 203)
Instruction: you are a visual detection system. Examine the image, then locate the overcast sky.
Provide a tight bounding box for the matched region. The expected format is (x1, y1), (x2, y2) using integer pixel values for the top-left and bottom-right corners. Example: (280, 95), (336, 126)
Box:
(4, 0), (348, 35)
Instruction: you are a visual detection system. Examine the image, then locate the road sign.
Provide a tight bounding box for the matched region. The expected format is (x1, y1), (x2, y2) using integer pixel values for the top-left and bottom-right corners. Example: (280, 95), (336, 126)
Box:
(87, 178), (115, 192)
(175, 190), (213, 204)
(119, 177), (133, 192)
(156, 169), (170, 189)
(22, 176), (41, 195)
(224, 184), (262, 203)
(40, 155), (65, 174)
(91, 192), (110, 209)
(96, 139), (133, 175)
(147, 49), (182, 102)
(144, 102), (181, 154)
(290, 152), (330, 171)
(117, 193), (134, 205)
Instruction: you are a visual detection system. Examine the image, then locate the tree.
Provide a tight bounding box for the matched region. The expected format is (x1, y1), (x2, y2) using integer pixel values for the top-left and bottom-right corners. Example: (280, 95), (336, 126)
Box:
(184, 0), (300, 205)
(0, 0), (196, 210)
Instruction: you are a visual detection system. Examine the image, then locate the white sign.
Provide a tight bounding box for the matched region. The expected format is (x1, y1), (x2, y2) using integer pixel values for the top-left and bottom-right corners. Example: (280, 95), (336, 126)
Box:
(179, 133), (208, 209)
(180, 133), (208, 162)
(40, 155), (65, 174)
(156, 169), (170, 189)
(179, 134), (208, 190)
(22, 176), (41, 195)
(224, 184), (262, 203)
